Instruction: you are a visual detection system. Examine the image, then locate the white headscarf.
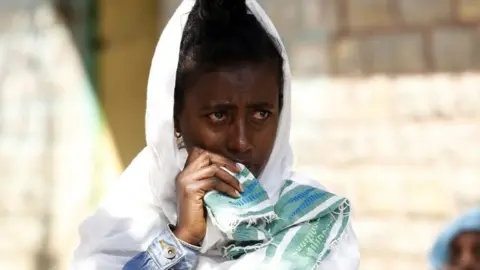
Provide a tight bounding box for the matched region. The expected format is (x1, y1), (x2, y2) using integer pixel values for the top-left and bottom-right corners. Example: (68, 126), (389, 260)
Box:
(71, 0), (360, 269)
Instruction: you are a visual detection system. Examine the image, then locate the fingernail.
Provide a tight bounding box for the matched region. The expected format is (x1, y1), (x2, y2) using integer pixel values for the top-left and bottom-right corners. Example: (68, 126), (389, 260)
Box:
(235, 191), (241, 197)
(240, 185), (244, 192)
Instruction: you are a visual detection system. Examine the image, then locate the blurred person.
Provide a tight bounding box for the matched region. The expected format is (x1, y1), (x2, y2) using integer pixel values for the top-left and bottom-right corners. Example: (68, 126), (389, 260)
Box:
(71, 0), (360, 269)
(429, 207), (480, 270)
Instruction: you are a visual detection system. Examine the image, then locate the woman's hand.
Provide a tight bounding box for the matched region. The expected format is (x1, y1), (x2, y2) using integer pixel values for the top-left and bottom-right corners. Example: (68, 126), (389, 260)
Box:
(172, 147), (242, 246)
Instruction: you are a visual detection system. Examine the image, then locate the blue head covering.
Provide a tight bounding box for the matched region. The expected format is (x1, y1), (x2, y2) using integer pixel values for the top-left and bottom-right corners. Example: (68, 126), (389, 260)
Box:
(429, 207), (480, 269)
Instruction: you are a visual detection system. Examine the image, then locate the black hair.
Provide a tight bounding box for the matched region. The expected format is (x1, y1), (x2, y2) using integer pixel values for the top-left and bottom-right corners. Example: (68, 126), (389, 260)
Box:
(173, 0), (284, 117)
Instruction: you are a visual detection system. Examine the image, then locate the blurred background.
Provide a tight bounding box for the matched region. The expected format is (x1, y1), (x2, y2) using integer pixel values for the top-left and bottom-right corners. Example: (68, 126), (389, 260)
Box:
(0, 0), (479, 269)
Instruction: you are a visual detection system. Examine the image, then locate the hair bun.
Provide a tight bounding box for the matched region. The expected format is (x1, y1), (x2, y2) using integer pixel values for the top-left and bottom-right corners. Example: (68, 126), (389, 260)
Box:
(197, 0), (247, 23)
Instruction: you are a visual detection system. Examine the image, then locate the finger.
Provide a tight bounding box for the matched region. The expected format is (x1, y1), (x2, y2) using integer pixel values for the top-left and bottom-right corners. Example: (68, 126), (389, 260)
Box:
(185, 147), (206, 165)
(185, 148), (240, 173)
(184, 150), (210, 172)
(215, 167), (243, 192)
(187, 165), (242, 192)
(192, 179), (240, 198)
(206, 152), (240, 173)
(212, 180), (241, 198)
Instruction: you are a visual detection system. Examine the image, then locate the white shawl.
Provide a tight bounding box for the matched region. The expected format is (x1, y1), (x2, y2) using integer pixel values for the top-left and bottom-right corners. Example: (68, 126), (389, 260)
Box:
(71, 0), (360, 269)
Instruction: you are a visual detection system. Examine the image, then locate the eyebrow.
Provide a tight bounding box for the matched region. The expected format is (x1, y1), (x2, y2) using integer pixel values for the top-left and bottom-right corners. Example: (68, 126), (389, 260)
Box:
(200, 101), (235, 111)
(200, 101), (275, 110)
(249, 102), (275, 109)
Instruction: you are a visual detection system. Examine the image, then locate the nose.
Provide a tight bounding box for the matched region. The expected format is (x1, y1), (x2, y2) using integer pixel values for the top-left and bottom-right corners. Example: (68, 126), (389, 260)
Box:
(457, 250), (476, 270)
(227, 118), (253, 154)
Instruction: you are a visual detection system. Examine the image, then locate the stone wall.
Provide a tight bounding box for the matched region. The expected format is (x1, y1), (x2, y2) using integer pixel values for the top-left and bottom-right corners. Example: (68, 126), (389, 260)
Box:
(262, 0), (480, 75)
(265, 0), (480, 269)
(290, 75), (480, 269)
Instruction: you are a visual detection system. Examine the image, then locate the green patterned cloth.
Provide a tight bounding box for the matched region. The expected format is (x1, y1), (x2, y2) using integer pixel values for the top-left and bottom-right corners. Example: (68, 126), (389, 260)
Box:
(203, 165), (350, 270)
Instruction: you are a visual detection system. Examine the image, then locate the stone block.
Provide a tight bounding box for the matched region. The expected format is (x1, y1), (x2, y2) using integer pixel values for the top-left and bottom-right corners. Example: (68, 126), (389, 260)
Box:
(0, 153), (47, 216)
(290, 77), (394, 121)
(300, 0), (338, 32)
(399, 0), (451, 25)
(334, 37), (368, 75)
(347, 0), (395, 30)
(354, 217), (445, 255)
(292, 120), (480, 167)
(458, 0), (480, 22)
(345, 166), (456, 216)
(387, 260), (431, 270)
(392, 74), (480, 120)
(392, 75), (452, 120)
(432, 28), (476, 72)
(0, 256), (34, 270)
(292, 75), (480, 122)
(368, 33), (425, 73)
(263, 0), (301, 40)
(451, 169), (480, 210)
(290, 41), (330, 75)
(358, 257), (388, 270)
(0, 216), (43, 253)
(359, 256), (429, 270)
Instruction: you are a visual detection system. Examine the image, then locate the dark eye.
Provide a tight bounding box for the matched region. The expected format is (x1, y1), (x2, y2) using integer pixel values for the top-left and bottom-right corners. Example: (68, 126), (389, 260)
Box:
(253, 111), (270, 120)
(448, 245), (461, 265)
(208, 112), (227, 122)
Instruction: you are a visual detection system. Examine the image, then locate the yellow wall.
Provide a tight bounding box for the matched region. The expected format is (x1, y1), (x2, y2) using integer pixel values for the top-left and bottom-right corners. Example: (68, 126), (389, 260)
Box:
(98, 0), (159, 167)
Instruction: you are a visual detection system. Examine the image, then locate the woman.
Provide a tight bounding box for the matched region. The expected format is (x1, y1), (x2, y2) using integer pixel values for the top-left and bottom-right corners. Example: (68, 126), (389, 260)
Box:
(71, 0), (360, 269)
(429, 207), (480, 270)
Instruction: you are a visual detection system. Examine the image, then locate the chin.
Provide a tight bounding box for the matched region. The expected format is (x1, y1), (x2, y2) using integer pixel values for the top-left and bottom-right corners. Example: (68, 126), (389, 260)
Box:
(245, 164), (263, 178)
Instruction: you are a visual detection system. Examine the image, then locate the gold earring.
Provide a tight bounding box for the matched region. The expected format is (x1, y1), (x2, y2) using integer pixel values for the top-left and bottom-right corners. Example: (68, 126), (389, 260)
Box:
(175, 132), (185, 149)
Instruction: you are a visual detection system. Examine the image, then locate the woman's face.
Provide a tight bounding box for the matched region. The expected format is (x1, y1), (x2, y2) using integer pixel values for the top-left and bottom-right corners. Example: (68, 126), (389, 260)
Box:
(446, 231), (480, 270)
(175, 64), (280, 177)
